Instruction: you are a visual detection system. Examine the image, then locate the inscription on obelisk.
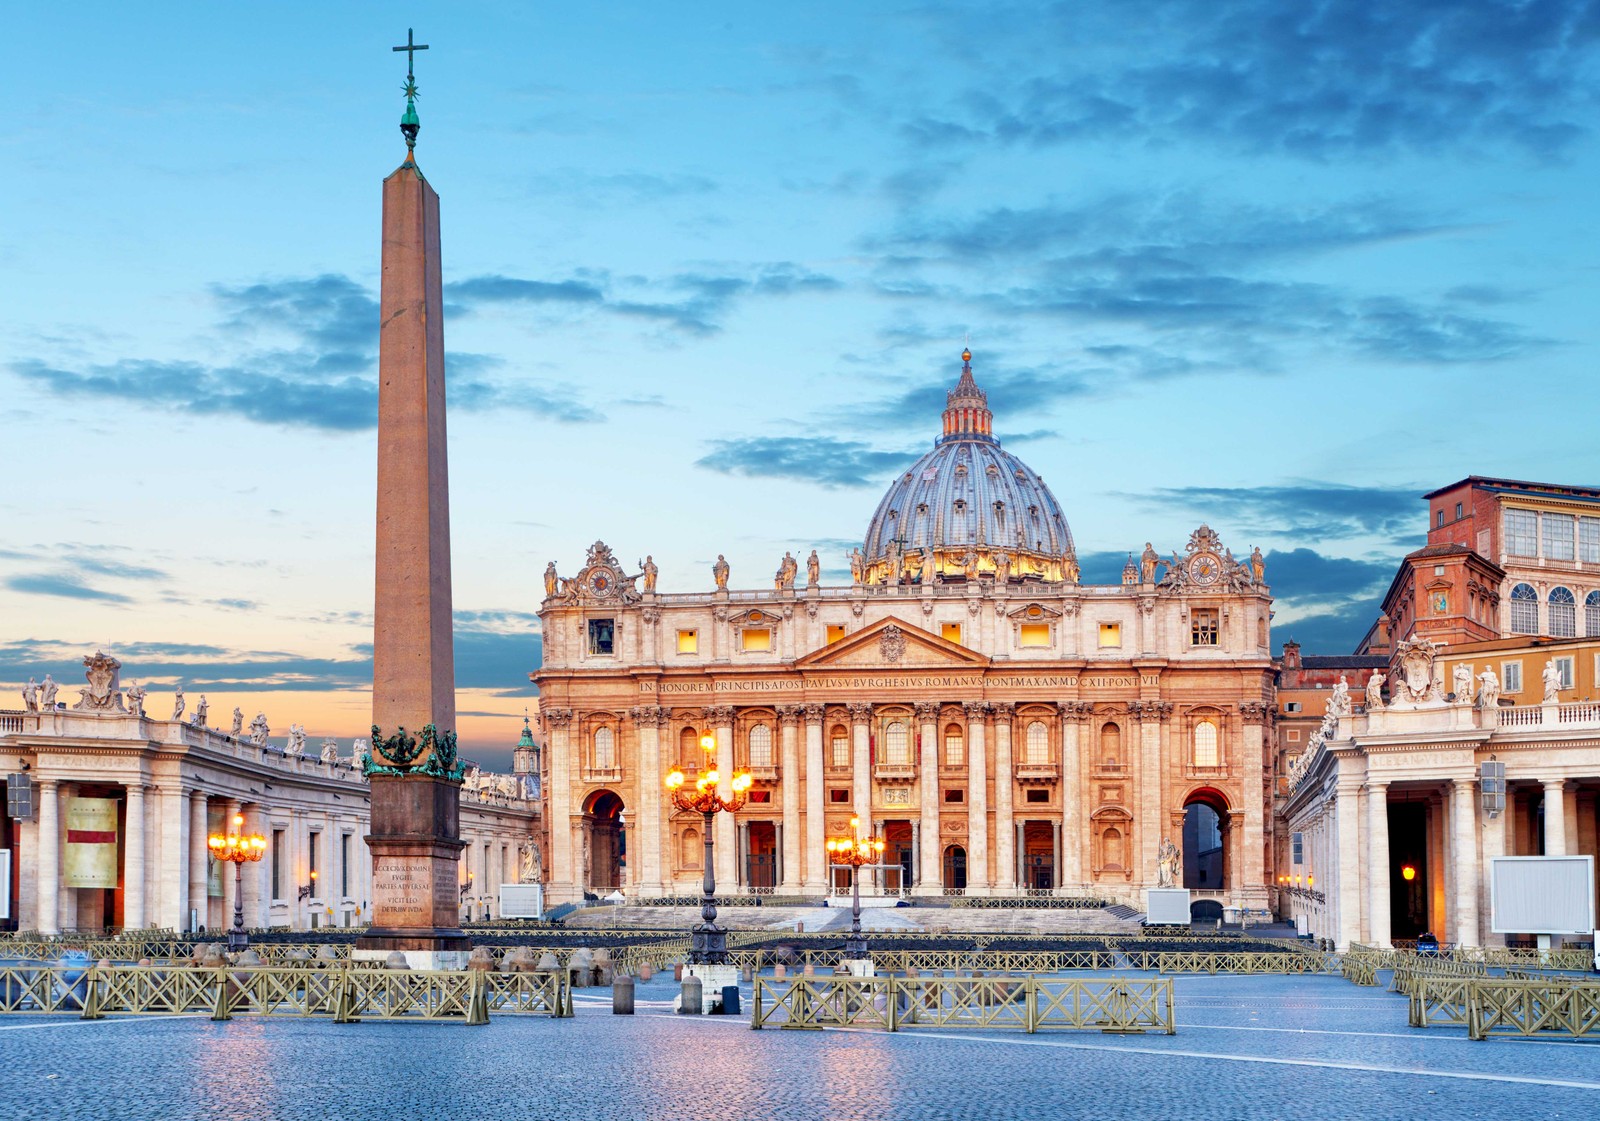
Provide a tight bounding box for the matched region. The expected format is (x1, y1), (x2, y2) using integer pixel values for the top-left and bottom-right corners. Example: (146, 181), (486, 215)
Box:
(355, 30), (470, 968)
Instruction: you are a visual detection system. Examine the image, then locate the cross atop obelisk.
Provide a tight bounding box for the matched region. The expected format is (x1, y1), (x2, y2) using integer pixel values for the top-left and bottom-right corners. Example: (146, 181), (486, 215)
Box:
(393, 27), (429, 154)
(356, 28), (470, 968)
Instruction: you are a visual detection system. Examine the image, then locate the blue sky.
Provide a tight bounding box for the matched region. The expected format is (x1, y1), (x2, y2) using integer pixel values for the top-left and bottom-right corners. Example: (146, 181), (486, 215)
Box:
(5, 3), (1598, 769)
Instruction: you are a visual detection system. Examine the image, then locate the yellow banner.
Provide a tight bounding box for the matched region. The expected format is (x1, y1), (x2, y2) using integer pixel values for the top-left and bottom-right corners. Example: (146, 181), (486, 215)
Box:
(64, 797), (120, 889)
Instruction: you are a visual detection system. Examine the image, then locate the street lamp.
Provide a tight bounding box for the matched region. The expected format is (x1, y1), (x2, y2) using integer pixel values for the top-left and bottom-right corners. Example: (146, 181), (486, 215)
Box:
(826, 816), (884, 960)
(664, 732), (751, 964)
(207, 813), (266, 953)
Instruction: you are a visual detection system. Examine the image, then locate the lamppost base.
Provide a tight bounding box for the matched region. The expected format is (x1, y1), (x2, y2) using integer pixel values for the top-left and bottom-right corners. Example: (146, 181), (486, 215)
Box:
(688, 920), (729, 965)
(681, 962), (740, 1012)
(839, 958), (875, 978)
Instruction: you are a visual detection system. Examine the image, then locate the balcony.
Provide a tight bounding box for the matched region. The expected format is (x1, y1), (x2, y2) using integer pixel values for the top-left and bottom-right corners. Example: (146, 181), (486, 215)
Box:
(873, 761), (917, 783)
(743, 762), (780, 782)
(580, 766), (623, 784)
(1184, 763), (1230, 781)
(1015, 761), (1059, 784)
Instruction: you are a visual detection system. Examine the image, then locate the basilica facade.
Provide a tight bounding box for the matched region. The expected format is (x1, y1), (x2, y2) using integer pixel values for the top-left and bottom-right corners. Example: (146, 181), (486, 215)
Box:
(534, 352), (1276, 911)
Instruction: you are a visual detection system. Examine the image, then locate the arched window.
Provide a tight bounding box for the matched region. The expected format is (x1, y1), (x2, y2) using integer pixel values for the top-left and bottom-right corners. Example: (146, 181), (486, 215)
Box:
(1586, 591), (1600, 637)
(681, 828), (700, 868)
(1510, 583), (1538, 635)
(943, 723), (964, 767)
(1549, 586), (1576, 638)
(593, 726), (615, 770)
(1192, 721), (1219, 768)
(1100, 722), (1121, 765)
(1102, 827), (1125, 871)
(748, 723), (773, 769)
(830, 725), (850, 769)
(884, 721), (910, 765)
(1025, 720), (1049, 765)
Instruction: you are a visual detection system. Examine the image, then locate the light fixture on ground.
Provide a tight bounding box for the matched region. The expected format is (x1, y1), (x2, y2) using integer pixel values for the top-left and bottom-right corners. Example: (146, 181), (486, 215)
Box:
(827, 816), (885, 962)
(664, 733), (751, 968)
(207, 814), (266, 953)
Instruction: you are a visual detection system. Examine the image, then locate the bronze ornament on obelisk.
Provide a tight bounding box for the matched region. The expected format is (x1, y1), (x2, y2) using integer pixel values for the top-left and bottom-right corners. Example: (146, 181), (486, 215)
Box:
(355, 30), (471, 968)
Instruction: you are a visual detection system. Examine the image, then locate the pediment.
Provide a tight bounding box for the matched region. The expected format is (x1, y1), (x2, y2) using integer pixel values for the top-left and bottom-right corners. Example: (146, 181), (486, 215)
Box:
(795, 616), (990, 669)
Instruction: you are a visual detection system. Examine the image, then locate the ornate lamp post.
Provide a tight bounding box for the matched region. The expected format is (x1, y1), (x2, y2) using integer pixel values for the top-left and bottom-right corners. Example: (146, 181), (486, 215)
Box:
(827, 816), (884, 960)
(207, 813), (266, 953)
(665, 733), (751, 964)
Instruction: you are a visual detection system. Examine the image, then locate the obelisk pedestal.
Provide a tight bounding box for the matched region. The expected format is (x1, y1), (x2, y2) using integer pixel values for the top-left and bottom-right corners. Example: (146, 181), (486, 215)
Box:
(354, 137), (469, 970)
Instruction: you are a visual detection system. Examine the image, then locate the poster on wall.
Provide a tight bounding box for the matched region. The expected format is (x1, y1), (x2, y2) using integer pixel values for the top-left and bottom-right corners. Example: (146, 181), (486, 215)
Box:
(64, 797), (120, 889)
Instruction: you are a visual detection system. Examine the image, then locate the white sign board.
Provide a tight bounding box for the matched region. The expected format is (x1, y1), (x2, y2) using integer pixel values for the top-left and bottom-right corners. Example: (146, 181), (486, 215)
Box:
(1490, 856), (1595, 935)
(498, 883), (545, 920)
(1145, 888), (1192, 925)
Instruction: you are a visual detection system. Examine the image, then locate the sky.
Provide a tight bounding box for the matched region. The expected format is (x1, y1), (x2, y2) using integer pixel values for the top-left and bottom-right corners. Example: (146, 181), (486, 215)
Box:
(4, 3), (1599, 771)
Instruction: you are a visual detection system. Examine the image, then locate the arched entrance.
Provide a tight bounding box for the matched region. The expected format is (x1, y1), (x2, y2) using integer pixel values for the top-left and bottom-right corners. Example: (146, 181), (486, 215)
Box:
(584, 790), (625, 893)
(942, 844), (967, 891)
(1182, 789), (1228, 890)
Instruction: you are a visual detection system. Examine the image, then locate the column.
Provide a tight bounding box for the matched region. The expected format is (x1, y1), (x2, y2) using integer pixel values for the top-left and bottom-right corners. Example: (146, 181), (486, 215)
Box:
(633, 707), (663, 894)
(910, 820), (921, 887)
(1239, 708), (1267, 905)
(848, 702), (873, 838)
(736, 820), (749, 888)
(188, 793), (209, 931)
(1451, 778), (1481, 948)
(1366, 780), (1390, 948)
(1060, 706), (1083, 889)
(778, 707), (801, 891)
(1479, 791), (1507, 946)
(1015, 822), (1025, 886)
(123, 784), (147, 931)
(1137, 705), (1164, 887)
(157, 785), (189, 932)
(916, 702), (940, 895)
(241, 804), (266, 929)
(708, 706), (737, 891)
(802, 706), (826, 890)
(993, 703), (1016, 893)
(965, 702), (989, 892)
(223, 798), (244, 930)
(1052, 820), (1062, 891)
(1543, 779), (1568, 856)
(35, 781), (59, 936)
(56, 782), (74, 933)
(544, 710), (574, 900)
(1335, 779), (1363, 950)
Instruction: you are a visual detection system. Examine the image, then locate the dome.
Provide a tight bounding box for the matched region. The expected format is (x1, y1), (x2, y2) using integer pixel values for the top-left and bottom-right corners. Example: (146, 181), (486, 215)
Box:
(859, 350), (1076, 586)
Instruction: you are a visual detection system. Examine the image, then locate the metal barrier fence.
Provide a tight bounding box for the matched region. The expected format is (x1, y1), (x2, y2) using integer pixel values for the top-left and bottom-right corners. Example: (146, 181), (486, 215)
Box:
(750, 975), (1175, 1034)
(0, 964), (569, 1024)
(1407, 974), (1600, 1040)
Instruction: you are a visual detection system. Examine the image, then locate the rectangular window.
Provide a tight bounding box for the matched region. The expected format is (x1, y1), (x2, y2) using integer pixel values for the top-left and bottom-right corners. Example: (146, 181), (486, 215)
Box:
(1581, 517), (1600, 564)
(676, 629), (698, 654)
(741, 628), (772, 652)
(1291, 832), (1303, 865)
(1025, 788), (1050, 804)
(1190, 608), (1219, 646)
(943, 788), (964, 803)
(271, 829), (285, 900)
(1505, 509), (1538, 557)
(941, 622), (962, 644)
(1554, 656), (1575, 691)
(1543, 512), (1575, 560)
(1455, 502), (1463, 519)
(826, 624), (846, 644)
(1284, 701), (1302, 714)
(944, 733), (963, 767)
(1502, 661), (1522, 693)
(341, 834), (351, 898)
(1097, 622), (1121, 648)
(1436, 509), (1445, 527)
(748, 790), (772, 804)
(587, 618), (615, 655)
(830, 735), (849, 768)
(828, 788), (849, 804)
(1019, 623), (1051, 648)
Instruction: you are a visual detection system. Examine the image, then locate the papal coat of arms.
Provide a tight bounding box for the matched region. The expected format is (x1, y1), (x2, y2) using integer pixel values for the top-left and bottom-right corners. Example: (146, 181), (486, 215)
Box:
(879, 624), (907, 663)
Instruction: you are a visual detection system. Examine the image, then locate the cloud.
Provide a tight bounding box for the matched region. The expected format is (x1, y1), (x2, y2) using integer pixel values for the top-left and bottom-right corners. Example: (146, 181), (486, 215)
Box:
(447, 263), (842, 337)
(4, 573), (133, 603)
(906, 2), (1599, 160)
(9, 273), (606, 430)
(695, 436), (919, 488)
(1128, 482), (1421, 545)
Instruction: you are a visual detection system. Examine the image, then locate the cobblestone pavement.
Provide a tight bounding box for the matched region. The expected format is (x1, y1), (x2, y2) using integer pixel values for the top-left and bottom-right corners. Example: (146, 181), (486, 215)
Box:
(1, 973), (1595, 1121)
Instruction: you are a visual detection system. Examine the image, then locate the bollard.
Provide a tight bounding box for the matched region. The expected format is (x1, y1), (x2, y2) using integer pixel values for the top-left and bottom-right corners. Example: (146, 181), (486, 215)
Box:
(674, 963), (684, 983)
(385, 951), (410, 970)
(680, 975), (703, 1015)
(613, 974), (635, 1015)
(741, 965), (754, 983)
(774, 963), (787, 980)
(638, 962), (654, 982)
(803, 962), (815, 978)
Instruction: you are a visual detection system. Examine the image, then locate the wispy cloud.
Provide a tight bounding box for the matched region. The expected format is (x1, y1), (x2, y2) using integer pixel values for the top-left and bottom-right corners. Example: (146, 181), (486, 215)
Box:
(1127, 482), (1422, 545)
(905, 2), (1599, 160)
(4, 573), (133, 604)
(695, 436), (918, 488)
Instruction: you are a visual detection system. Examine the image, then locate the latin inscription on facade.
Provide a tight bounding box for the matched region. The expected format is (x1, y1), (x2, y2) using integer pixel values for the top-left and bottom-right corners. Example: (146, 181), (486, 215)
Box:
(372, 857), (457, 927)
(643, 673), (1157, 693)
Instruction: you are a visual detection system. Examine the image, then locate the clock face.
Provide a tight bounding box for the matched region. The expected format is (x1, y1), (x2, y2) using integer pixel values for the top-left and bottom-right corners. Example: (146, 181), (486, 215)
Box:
(1187, 553), (1221, 585)
(589, 568), (614, 595)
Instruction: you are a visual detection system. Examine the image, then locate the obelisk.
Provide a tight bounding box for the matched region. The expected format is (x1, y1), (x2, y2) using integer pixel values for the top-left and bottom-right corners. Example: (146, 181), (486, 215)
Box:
(355, 29), (470, 968)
